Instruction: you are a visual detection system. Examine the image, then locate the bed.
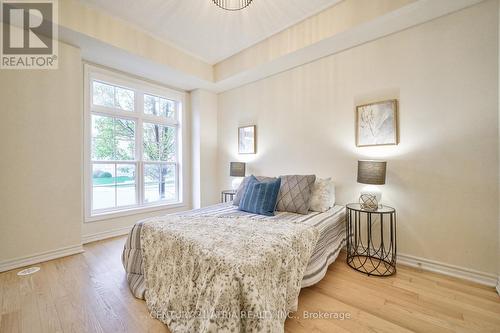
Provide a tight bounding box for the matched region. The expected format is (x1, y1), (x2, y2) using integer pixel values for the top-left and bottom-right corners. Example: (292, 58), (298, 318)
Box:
(122, 202), (345, 332)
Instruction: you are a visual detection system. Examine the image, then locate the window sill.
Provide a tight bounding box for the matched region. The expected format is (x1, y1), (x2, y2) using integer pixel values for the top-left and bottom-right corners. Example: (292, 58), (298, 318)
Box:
(84, 202), (188, 223)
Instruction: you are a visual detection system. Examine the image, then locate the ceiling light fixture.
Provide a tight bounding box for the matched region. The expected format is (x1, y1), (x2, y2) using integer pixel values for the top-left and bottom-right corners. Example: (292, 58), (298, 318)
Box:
(212, 0), (253, 11)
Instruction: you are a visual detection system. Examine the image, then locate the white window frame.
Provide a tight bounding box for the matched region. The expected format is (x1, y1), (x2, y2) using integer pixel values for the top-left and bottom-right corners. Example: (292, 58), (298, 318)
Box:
(84, 64), (187, 222)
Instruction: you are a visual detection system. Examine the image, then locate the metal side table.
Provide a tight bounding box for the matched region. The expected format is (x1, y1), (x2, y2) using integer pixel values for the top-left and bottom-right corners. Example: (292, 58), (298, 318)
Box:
(345, 203), (397, 276)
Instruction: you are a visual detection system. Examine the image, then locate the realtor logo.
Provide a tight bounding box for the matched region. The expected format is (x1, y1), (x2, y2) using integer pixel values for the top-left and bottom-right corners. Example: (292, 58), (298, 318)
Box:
(1, 0), (58, 69)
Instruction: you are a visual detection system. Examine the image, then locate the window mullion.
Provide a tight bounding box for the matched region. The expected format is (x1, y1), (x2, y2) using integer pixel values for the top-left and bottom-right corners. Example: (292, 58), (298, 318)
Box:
(114, 163), (118, 208)
(175, 126), (179, 164)
(91, 106), (139, 120)
(142, 114), (178, 127)
(136, 160), (142, 206)
(112, 117), (117, 161)
(87, 75), (93, 217)
(175, 162), (179, 203)
(137, 90), (144, 205)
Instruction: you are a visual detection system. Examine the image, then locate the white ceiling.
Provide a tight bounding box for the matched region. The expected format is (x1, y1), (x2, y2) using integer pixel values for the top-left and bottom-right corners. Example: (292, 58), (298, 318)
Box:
(79, 0), (342, 64)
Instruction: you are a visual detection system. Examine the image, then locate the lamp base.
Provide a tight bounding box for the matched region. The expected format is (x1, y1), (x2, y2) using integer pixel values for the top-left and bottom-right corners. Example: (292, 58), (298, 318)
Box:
(359, 194), (378, 211)
(359, 186), (382, 211)
(231, 178), (242, 191)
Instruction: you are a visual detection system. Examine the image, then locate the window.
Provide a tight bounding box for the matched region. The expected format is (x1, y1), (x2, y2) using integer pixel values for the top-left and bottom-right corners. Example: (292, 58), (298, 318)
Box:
(85, 66), (185, 219)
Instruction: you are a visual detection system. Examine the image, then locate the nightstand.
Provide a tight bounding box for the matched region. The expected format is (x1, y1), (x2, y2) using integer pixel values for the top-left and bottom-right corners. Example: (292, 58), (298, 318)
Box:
(345, 203), (397, 276)
(221, 190), (237, 203)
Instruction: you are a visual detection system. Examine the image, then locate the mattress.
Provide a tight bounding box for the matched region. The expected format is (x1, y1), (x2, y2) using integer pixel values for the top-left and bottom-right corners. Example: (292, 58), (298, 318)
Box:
(122, 203), (346, 299)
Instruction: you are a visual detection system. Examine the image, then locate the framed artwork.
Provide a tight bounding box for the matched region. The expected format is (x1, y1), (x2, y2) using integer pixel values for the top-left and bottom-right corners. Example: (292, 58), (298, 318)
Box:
(238, 125), (256, 154)
(356, 99), (398, 147)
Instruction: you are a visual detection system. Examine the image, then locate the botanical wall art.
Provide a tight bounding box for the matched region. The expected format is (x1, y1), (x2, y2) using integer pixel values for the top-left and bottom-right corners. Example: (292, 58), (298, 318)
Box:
(356, 99), (398, 147)
(238, 125), (256, 154)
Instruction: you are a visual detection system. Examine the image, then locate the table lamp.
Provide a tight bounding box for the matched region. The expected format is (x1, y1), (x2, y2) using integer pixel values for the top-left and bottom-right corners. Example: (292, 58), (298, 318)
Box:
(230, 162), (246, 190)
(357, 160), (387, 210)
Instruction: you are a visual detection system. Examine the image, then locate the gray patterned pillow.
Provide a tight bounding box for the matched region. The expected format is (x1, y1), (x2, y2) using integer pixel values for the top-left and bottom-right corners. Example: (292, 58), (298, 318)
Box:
(233, 175), (276, 206)
(276, 175), (316, 214)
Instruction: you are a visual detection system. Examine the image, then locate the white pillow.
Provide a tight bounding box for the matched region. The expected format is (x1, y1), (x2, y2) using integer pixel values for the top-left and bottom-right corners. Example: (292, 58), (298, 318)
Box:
(309, 178), (336, 212)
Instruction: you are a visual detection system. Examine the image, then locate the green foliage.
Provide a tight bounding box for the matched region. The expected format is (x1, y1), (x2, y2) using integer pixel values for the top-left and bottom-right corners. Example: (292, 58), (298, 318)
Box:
(143, 123), (176, 161)
(92, 114), (176, 199)
(92, 116), (135, 160)
(144, 94), (175, 118)
(93, 81), (134, 111)
(92, 116), (176, 162)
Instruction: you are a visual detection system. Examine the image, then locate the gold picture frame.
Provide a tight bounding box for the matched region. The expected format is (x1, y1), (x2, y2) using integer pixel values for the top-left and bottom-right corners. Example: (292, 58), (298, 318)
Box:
(356, 99), (398, 147)
(238, 125), (256, 154)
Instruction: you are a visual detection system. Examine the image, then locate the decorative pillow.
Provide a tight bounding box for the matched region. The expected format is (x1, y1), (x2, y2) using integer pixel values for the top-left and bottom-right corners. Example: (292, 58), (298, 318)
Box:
(276, 175), (316, 215)
(233, 175), (276, 206)
(238, 176), (281, 216)
(309, 178), (336, 212)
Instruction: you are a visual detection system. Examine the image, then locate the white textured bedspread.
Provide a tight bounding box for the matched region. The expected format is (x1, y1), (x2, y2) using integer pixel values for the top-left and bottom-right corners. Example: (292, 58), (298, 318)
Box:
(140, 214), (319, 333)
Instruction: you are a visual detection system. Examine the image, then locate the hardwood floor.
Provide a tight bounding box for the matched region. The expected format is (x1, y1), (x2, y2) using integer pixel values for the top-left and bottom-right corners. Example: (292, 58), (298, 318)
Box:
(1, 236), (499, 333)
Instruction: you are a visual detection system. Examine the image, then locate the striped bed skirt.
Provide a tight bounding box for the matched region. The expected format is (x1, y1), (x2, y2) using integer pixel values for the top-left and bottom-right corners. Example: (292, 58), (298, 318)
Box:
(122, 203), (346, 299)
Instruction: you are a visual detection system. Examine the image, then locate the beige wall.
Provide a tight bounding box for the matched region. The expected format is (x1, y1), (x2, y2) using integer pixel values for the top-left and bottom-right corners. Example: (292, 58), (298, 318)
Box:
(498, 0), (500, 290)
(217, 1), (499, 275)
(191, 90), (219, 208)
(215, 0), (415, 81)
(0, 39), (194, 260)
(0, 42), (83, 262)
(82, 206), (190, 240)
(61, 0), (213, 82)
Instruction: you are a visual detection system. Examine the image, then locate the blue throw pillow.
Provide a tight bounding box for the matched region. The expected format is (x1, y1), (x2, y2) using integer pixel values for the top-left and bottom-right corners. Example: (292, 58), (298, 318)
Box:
(239, 176), (281, 216)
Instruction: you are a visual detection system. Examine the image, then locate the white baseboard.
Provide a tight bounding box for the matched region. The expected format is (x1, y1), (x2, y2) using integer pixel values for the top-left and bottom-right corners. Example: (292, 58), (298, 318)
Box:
(0, 225), (132, 273)
(82, 226), (132, 244)
(398, 253), (497, 287)
(496, 277), (500, 295)
(0, 244), (84, 273)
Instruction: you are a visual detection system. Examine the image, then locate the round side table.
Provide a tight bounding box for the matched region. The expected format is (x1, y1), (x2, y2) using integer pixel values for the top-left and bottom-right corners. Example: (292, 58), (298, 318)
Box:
(345, 203), (397, 276)
(221, 190), (237, 203)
